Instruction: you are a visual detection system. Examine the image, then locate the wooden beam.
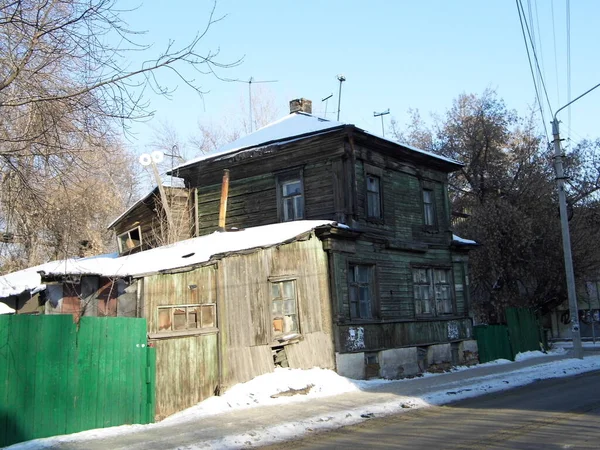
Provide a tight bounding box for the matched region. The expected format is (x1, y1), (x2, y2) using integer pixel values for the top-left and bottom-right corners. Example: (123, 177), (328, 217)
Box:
(218, 169), (230, 231)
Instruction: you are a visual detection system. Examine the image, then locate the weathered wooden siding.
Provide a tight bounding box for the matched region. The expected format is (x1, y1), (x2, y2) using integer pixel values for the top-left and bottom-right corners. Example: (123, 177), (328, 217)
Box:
(152, 334), (218, 420)
(328, 239), (471, 353)
(143, 266), (218, 419)
(113, 187), (193, 251)
(217, 234), (335, 386)
(336, 318), (473, 353)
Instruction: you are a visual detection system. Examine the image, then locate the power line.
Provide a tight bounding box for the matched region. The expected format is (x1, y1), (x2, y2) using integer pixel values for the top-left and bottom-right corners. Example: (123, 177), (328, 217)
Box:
(550, 0), (561, 105)
(518, 0), (554, 116)
(566, 0), (572, 142)
(515, 0), (550, 141)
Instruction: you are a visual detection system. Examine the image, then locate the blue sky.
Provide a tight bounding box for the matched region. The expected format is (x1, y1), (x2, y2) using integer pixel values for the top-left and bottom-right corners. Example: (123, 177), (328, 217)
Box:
(121, 1), (600, 156)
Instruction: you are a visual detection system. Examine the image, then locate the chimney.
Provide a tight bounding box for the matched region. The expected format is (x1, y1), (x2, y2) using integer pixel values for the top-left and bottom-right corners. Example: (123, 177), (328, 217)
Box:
(289, 98), (312, 114)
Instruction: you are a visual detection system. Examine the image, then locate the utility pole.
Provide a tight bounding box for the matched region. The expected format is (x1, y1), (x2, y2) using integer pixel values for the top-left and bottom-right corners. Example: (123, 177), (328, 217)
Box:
(336, 75), (346, 121)
(550, 81), (600, 359)
(373, 109), (390, 137)
(552, 118), (582, 359)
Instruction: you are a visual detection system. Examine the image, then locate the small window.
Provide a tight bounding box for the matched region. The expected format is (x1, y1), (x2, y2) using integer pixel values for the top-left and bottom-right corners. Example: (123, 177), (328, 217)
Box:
(271, 280), (299, 337)
(276, 171), (305, 222)
(413, 268), (453, 317)
(157, 304), (216, 333)
(423, 189), (435, 226)
(366, 175), (382, 219)
(348, 264), (374, 319)
(117, 227), (142, 254)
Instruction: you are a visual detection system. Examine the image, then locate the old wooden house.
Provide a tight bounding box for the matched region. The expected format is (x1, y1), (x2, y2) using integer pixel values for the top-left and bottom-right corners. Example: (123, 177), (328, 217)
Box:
(162, 98), (479, 380)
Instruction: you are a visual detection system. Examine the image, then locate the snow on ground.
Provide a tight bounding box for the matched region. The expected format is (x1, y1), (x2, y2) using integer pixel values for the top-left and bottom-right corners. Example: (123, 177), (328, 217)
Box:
(7, 350), (600, 450)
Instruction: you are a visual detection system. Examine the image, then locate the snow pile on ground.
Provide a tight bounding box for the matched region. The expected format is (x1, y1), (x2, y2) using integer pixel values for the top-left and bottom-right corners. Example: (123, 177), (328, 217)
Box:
(163, 367), (380, 424)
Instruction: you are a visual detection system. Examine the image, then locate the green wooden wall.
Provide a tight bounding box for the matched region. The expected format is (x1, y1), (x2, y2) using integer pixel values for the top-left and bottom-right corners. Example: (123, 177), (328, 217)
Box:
(0, 315), (154, 447)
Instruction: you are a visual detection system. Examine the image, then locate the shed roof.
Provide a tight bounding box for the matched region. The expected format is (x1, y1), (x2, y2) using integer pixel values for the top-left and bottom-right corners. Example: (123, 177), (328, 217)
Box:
(41, 220), (338, 279)
(172, 112), (461, 172)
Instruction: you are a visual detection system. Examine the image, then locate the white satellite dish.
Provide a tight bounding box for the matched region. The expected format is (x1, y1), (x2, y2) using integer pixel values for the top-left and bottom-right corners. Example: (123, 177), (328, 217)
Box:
(139, 153), (152, 166)
(151, 151), (164, 164)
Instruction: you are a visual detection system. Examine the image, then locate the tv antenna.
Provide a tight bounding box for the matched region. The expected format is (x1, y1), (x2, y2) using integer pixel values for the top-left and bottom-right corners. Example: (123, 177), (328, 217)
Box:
(374, 109), (390, 137)
(321, 93), (333, 119)
(235, 77), (278, 132)
(336, 75), (346, 121)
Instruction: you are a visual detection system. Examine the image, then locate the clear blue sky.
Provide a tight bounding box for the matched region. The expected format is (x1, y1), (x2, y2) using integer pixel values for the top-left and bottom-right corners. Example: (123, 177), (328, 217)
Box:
(121, 0), (600, 157)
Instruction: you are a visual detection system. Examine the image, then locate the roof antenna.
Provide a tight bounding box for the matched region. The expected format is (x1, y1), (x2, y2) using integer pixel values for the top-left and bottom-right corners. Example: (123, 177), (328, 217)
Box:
(373, 109), (390, 137)
(235, 77), (278, 133)
(321, 93), (333, 119)
(336, 75), (346, 121)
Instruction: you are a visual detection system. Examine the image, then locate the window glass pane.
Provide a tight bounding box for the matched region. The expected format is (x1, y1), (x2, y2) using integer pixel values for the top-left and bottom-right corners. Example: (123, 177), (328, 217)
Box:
(294, 196), (304, 219)
(272, 299), (283, 314)
(173, 308), (186, 330)
(158, 309), (171, 331)
(367, 176), (380, 193)
(271, 283), (281, 299)
(434, 269), (448, 283)
(283, 198), (294, 221)
(367, 192), (381, 218)
(283, 299), (295, 315)
(201, 304), (215, 328)
(282, 281), (295, 299)
(423, 190), (432, 203)
(357, 265), (370, 283)
(283, 180), (301, 196)
(359, 301), (371, 319)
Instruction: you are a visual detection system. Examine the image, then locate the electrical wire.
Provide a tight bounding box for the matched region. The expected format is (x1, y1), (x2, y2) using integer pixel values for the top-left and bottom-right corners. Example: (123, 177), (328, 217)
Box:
(550, 0), (561, 105)
(515, 0), (550, 141)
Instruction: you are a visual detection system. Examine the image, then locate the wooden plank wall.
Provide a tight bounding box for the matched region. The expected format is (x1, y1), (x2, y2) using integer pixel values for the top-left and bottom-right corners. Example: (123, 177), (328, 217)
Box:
(218, 234), (335, 387)
(143, 266), (219, 419)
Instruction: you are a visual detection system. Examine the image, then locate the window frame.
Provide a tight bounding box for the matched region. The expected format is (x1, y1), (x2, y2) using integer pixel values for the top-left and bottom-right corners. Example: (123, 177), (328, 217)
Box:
(412, 266), (455, 318)
(117, 226), (143, 254)
(275, 169), (305, 223)
(347, 263), (377, 320)
(156, 303), (217, 336)
(422, 188), (436, 227)
(270, 279), (300, 339)
(364, 164), (384, 222)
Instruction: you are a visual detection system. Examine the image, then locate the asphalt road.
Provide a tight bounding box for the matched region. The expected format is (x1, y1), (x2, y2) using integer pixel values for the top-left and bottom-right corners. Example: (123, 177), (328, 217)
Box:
(270, 370), (600, 450)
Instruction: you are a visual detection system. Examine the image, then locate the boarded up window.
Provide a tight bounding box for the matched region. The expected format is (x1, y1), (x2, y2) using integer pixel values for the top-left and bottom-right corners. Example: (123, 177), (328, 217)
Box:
(413, 268), (453, 317)
(271, 280), (299, 337)
(157, 304), (216, 333)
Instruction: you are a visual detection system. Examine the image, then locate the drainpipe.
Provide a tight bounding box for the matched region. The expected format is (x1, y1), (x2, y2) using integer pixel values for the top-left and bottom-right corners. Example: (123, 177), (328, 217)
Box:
(218, 170), (230, 232)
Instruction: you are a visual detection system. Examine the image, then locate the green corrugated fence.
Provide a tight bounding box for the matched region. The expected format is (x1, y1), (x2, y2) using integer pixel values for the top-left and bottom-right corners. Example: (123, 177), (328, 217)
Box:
(0, 315), (155, 447)
(474, 308), (543, 363)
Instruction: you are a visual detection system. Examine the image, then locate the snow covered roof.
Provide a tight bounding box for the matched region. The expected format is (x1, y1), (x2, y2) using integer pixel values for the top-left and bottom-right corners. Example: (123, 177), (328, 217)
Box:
(452, 234), (478, 246)
(0, 302), (15, 314)
(173, 112), (461, 172)
(174, 113), (345, 171)
(0, 253), (118, 299)
(42, 220), (338, 279)
(107, 176), (186, 229)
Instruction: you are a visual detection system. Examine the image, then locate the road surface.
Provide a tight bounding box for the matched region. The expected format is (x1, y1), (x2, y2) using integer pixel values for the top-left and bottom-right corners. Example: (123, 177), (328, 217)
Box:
(271, 370), (600, 449)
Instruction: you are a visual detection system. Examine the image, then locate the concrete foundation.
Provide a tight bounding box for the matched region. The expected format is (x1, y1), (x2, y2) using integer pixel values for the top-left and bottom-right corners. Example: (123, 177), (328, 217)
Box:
(459, 339), (479, 365)
(380, 347), (419, 379)
(335, 352), (365, 380)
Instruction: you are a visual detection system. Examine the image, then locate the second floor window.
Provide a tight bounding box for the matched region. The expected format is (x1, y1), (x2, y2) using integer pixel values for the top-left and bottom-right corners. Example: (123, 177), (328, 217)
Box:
(280, 178), (304, 222)
(422, 189), (435, 226)
(366, 175), (382, 219)
(117, 226), (142, 254)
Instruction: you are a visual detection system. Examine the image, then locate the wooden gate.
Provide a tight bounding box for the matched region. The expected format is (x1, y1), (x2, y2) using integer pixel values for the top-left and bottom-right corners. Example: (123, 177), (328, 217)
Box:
(0, 315), (155, 447)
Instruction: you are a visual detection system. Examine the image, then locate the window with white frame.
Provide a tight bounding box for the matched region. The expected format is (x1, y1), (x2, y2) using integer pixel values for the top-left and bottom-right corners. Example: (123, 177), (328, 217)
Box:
(348, 264), (374, 319)
(422, 189), (435, 226)
(157, 304), (216, 332)
(117, 226), (142, 254)
(271, 280), (299, 337)
(279, 178), (304, 222)
(413, 268), (454, 317)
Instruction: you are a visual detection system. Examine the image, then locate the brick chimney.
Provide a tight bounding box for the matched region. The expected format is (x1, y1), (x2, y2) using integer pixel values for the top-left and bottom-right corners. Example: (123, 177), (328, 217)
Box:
(289, 98), (312, 114)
